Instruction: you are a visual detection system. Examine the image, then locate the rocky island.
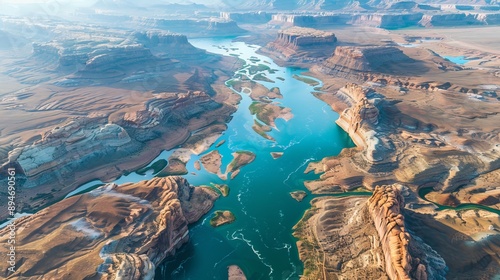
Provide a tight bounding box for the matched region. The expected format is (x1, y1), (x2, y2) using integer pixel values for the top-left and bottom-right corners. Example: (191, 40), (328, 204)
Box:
(210, 210), (236, 227)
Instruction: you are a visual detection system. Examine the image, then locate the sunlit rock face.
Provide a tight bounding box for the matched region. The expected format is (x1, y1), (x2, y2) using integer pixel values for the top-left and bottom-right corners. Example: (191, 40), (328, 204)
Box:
(319, 46), (415, 74)
(259, 27), (337, 65)
(293, 185), (447, 280)
(0, 177), (218, 280)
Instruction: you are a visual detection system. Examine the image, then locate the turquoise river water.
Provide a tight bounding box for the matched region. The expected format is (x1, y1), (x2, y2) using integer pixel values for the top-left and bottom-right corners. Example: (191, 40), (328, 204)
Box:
(152, 38), (355, 279)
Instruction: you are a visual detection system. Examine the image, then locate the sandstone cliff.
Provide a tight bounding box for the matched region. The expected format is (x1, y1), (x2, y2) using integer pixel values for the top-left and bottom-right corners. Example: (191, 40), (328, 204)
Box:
(0, 88), (232, 220)
(319, 46), (415, 75)
(0, 177), (218, 279)
(259, 27), (336, 66)
(294, 185), (446, 280)
(134, 31), (206, 59)
(269, 11), (500, 29)
(368, 186), (428, 280)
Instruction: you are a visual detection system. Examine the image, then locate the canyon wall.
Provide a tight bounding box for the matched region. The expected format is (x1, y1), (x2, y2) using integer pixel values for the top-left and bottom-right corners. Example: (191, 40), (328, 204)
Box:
(270, 11), (500, 29)
(133, 31), (205, 58)
(294, 185), (446, 279)
(276, 27), (337, 47)
(220, 11), (273, 23)
(319, 46), (414, 75)
(0, 177), (218, 279)
(259, 27), (337, 65)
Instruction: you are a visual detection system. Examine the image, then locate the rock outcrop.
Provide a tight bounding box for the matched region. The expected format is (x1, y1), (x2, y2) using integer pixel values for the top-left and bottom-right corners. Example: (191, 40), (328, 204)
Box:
(134, 31), (206, 59)
(419, 13), (481, 27)
(293, 185), (446, 280)
(319, 46), (415, 75)
(259, 27), (336, 65)
(334, 84), (393, 164)
(349, 13), (424, 29)
(368, 186), (428, 280)
(0, 177), (218, 279)
(269, 11), (500, 29)
(0, 87), (233, 220)
(275, 27), (337, 47)
(220, 11), (273, 23)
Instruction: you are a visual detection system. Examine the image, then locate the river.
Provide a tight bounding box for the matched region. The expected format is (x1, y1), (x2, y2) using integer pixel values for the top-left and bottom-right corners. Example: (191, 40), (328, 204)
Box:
(151, 38), (355, 279)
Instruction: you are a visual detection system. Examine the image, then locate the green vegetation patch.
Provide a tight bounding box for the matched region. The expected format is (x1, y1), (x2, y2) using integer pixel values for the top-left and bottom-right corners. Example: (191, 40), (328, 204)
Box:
(248, 64), (271, 75)
(253, 73), (275, 83)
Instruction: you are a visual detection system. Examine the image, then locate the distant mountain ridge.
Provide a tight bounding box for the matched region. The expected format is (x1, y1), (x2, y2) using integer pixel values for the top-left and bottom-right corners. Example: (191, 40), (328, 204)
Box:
(90, 0), (499, 11)
(219, 0), (498, 10)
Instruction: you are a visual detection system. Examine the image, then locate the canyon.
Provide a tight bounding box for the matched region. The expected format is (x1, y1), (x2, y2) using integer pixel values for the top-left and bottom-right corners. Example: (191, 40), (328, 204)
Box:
(1, 2), (500, 280)
(0, 177), (218, 279)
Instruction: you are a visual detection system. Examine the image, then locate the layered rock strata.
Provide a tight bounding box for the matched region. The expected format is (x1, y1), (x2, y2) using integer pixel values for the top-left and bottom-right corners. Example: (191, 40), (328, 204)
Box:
(0, 177), (218, 279)
(220, 12), (274, 24)
(319, 46), (415, 75)
(259, 27), (336, 65)
(152, 19), (246, 37)
(133, 31), (206, 59)
(304, 64), (500, 278)
(0, 88), (233, 220)
(368, 186), (428, 280)
(294, 185), (445, 280)
(270, 12), (500, 29)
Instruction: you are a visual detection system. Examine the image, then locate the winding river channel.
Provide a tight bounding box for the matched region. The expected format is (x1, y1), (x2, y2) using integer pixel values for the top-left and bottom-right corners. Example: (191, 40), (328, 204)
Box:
(151, 38), (355, 279)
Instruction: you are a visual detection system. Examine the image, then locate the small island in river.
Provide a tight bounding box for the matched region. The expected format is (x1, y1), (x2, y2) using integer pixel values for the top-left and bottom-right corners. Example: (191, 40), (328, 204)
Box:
(210, 210), (236, 227)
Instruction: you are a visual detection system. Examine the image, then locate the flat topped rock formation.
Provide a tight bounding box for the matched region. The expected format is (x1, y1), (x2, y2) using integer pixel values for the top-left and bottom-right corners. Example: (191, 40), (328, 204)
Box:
(277, 27), (337, 47)
(259, 27), (337, 66)
(269, 10), (500, 30)
(31, 32), (207, 76)
(0, 177), (218, 280)
(319, 45), (415, 75)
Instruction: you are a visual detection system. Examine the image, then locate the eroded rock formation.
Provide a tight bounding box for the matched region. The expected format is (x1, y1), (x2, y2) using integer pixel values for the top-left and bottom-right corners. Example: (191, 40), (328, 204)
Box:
(259, 27), (337, 65)
(319, 46), (415, 75)
(294, 185), (446, 280)
(0, 87), (233, 220)
(368, 186), (428, 280)
(151, 19), (246, 37)
(0, 177), (218, 279)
